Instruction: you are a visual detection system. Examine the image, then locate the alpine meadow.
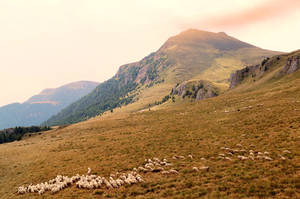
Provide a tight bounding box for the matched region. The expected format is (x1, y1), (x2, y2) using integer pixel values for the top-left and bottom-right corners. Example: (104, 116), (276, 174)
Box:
(0, 1), (299, 199)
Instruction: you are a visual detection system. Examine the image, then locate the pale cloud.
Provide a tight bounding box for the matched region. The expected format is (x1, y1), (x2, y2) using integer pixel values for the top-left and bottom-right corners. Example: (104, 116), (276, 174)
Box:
(199, 0), (300, 29)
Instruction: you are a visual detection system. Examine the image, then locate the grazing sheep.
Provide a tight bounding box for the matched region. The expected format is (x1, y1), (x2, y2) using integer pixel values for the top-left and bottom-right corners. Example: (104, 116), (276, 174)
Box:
(162, 171), (170, 175)
(280, 155), (286, 160)
(192, 167), (199, 172)
(264, 156), (273, 161)
(145, 165), (153, 171)
(225, 157), (232, 161)
(136, 174), (144, 182)
(145, 163), (154, 167)
(239, 149), (247, 153)
(103, 178), (113, 189)
(169, 169), (179, 174)
(17, 186), (27, 194)
(51, 186), (60, 194)
(116, 179), (124, 186)
(283, 150), (291, 154)
(188, 155), (193, 159)
(237, 155), (248, 160)
(256, 155), (264, 160)
(138, 166), (148, 172)
(87, 168), (91, 175)
(109, 177), (118, 188)
(199, 166), (209, 171)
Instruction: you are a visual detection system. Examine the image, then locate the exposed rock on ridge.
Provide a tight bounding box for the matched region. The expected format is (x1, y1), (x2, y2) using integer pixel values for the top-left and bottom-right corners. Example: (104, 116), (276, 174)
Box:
(281, 55), (300, 74)
(230, 51), (300, 89)
(172, 80), (218, 100)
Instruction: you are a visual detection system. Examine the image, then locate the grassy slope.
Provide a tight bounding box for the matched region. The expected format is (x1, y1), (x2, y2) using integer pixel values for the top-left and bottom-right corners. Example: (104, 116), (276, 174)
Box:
(1, 65), (299, 199)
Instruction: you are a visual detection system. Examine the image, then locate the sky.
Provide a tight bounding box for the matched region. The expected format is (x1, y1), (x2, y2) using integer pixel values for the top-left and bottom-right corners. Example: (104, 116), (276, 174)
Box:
(0, 0), (299, 106)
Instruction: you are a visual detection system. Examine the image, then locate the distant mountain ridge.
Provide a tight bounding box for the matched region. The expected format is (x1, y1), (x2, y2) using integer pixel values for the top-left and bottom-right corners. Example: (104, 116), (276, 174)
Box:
(46, 29), (280, 126)
(0, 81), (99, 130)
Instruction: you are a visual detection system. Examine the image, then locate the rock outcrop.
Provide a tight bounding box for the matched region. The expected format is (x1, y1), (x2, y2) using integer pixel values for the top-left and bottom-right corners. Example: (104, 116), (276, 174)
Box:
(230, 52), (300, 89)
(229, 65), (258, 89)
(281, 55), (300, 74)
(172, 80), (218, 100)
(229, 56), (281, 89)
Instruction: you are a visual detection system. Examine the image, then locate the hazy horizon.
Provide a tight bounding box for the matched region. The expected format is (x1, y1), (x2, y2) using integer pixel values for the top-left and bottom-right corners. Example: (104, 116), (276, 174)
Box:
(1, 0), (299, 107)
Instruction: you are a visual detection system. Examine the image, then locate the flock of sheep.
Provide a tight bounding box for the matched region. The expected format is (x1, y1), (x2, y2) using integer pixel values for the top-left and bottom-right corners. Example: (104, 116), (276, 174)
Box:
(17, 169), (144, 195)
(17, 157), (185, 196)
(218, 144), (290, 162)
(136, 157), (178, 174)
(17, 146), (290, 196)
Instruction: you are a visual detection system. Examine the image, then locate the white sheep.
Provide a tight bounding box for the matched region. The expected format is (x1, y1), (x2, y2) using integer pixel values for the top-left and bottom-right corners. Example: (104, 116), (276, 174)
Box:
(283, 150), (291, 154)
(237, 155), (248, 160)
(264, 156), (273, 161)
(280, 155), (286, 160)
(192, 167), (199, 172)
(225, 157), (232, 161)
(169, 169), (179, 174)
(199, 166), (209, 171)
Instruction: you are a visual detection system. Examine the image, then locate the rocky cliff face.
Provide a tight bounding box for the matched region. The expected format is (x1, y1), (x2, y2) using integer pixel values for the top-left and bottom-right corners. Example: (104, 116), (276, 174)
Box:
(229, 56), (280, 89)
(230, 52), (300, 89)
(172, 80), (218, 100)
(281, 55), (300, 74)
(229, 65), (258, 89)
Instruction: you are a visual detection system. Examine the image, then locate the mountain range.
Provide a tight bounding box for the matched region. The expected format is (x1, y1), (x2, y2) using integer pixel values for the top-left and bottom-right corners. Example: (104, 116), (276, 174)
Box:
(45, 29), (280, 126)
(0, 81), (99, 130)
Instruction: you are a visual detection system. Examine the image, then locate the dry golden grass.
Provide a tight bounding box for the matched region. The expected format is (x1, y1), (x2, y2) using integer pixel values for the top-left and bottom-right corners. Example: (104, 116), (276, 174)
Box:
(0, 70), (300, 199)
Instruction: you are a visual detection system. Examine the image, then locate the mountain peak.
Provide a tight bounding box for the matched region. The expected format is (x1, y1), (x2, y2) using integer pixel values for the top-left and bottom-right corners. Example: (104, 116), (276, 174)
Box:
(162, 29), (254, 51)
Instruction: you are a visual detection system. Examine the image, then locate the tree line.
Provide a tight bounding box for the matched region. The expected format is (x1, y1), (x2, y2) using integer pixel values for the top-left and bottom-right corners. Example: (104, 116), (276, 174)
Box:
(0, 126), (51, 144)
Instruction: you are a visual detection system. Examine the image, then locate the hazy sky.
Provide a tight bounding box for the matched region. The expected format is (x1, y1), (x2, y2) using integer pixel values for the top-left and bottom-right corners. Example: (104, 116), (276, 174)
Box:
(0, 0), (299, 106)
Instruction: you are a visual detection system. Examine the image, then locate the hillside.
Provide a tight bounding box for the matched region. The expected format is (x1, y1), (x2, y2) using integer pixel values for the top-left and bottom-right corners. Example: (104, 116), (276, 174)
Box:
(0, 51), (299, 198)
(229, 50), (300, 90)
(46, 29), (280, 126)
(0, 81), (99, 130)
